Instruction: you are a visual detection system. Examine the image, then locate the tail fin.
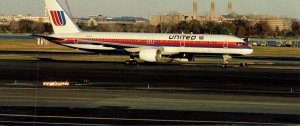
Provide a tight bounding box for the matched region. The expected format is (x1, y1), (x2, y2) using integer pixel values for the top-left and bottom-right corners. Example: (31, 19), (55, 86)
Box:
(45, 0), (81, 34)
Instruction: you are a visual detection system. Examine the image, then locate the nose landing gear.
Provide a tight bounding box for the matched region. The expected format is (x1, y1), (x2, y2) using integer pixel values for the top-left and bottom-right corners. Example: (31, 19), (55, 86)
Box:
(222, 55), (232, 68)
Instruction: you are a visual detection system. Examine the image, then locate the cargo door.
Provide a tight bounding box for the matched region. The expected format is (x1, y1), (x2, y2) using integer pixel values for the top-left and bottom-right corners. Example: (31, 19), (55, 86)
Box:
(180, 40), (186, 47)
(223, 40), (228, 48)
(74, 38), (78, 44)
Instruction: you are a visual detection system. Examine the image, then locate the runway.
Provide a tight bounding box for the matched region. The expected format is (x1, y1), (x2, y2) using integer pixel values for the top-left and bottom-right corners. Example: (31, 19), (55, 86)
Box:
(0, 57), (299, 125)
(0, 87), (299, 125)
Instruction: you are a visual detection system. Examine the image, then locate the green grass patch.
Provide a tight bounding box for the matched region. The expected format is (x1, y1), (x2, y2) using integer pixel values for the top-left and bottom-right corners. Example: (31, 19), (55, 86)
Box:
(0, 39), (81, 52)
(250, 46), (300, 57)
(48, 55), (129, 62)
(0, 54), (129, 62)
(0, 55), (37, 60)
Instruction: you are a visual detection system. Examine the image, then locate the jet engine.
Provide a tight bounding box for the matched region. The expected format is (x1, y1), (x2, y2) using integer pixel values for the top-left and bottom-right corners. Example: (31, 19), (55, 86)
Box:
(139, 49), (162, 62)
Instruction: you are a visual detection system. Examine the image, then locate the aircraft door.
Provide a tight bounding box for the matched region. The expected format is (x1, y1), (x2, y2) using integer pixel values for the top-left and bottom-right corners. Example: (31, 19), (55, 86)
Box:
(180, 40), (186, 47)
(74, 38), (78, 44)
(223, 40), (228, 48)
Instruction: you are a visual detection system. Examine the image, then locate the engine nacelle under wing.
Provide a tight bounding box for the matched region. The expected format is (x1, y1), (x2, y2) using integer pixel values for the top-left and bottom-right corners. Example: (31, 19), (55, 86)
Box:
(139, 48), (162, 62)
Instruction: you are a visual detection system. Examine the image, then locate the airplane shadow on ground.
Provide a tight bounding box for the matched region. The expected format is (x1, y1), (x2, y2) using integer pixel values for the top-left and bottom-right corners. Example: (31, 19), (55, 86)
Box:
(36, 57), (168, 66)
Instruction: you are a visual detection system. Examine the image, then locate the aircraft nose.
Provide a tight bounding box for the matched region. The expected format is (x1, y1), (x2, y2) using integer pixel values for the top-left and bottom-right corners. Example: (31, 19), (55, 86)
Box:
(249, 48), (254, 54)
(247, 46), (254, 54)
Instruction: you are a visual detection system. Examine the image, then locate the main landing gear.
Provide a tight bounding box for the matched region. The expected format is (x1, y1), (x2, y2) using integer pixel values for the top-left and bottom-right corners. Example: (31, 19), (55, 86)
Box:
(125, 59), (138, 65)
(125, 54), (138, 65)
(222, 54), (232, 68)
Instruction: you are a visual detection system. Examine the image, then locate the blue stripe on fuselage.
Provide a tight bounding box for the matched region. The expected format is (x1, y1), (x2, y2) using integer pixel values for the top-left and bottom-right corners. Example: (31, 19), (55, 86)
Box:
(57, 41), (252, 49)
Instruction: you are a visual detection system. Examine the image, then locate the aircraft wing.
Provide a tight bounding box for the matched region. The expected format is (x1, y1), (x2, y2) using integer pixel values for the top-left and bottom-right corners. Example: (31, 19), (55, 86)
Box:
(97, 42), (139, 49)
(93, 41), (164, 52)
(31, 34), (64, 42)
(89, 41), (140, 49)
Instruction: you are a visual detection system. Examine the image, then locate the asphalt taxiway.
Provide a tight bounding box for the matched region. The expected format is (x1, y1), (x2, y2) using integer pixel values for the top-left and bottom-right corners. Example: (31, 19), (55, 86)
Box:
(0, 59), (299, 93)
(0, 56), (299, 125)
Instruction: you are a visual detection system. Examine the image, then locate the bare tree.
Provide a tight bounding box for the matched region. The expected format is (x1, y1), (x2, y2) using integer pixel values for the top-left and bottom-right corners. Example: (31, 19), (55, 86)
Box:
(291, 21), (300, 35)
(165, 12), (178, 33)
(9, 20), (19, 33)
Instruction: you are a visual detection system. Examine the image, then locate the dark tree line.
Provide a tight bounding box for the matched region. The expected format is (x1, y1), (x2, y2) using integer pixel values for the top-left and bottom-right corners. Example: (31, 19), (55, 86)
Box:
(156, 19), (300, 38)
(0, 19), (53, 34)
(1, 19), (299, 38)
(291, 21), (300, 36)
(158, 20), (273, 37)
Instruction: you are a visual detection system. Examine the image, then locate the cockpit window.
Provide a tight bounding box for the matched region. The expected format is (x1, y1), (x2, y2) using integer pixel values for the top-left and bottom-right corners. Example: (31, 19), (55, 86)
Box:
(237, 42), (247, 46)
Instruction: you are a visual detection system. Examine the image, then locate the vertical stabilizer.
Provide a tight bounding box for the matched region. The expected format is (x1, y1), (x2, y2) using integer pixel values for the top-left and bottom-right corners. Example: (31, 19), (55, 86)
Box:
(45, 0), (81, 34)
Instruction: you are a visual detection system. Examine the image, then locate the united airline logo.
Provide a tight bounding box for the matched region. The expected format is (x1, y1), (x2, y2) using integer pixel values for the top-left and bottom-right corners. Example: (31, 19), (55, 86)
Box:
(168, 35), (204, 40)
(50, 10), (66, 26)
(169, 35), (197, 40)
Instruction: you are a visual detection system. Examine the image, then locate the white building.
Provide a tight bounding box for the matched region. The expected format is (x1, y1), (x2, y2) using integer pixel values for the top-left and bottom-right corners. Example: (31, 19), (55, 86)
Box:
(0, 15), (50, 25)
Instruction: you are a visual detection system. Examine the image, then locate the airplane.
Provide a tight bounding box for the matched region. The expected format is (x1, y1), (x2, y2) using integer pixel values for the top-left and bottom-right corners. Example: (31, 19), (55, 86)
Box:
(38, 0), (253, 67)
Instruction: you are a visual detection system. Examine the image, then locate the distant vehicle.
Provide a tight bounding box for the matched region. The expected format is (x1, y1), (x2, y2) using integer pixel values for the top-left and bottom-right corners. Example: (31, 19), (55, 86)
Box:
(266, 41), (277, 47)
(292, 42), (300, 47)
(36, 0), (253, 67)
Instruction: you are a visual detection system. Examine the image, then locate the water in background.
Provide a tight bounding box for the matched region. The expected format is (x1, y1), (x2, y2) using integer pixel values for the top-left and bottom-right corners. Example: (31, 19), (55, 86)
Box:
(0, 35), (37, 39)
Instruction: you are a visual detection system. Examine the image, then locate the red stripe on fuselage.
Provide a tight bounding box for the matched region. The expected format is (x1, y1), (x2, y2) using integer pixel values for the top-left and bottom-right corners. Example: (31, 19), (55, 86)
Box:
(58, 38), (248, 48)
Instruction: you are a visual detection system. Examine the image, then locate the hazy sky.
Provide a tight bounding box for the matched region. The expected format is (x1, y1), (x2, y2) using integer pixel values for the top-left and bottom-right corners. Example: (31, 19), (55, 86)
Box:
(0, 0), (299, 19)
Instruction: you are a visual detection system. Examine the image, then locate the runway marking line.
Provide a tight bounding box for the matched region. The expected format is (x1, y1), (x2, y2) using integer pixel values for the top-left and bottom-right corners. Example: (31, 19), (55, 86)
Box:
(0, 120), (105, 126)
(0, 87), (94, 91)
(0, 96), (93, 100)
(0, 113), (289, 125)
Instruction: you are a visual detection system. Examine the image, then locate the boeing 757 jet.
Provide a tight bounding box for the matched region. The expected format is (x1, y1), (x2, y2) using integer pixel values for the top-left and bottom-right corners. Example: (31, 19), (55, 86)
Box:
(37, 0), (253, 67)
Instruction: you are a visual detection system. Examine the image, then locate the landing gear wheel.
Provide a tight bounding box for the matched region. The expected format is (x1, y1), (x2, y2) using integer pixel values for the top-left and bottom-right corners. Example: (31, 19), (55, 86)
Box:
(222, 64), (228, 68)
(125, 60), (138, 65)
(222, 55), (232, 68)
(125, 60), (130, 65)
(132, 60), (138, 65)
(239, 62), (248, 67)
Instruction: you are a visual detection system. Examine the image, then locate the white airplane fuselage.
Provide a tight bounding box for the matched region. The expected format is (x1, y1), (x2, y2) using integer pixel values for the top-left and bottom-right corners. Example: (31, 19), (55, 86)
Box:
(50, 32), (253, 55)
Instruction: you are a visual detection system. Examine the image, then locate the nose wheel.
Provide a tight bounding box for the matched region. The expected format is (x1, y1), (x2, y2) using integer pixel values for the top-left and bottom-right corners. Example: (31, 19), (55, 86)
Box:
(222, 55), (232, 68)
(126, 60), (138, 65)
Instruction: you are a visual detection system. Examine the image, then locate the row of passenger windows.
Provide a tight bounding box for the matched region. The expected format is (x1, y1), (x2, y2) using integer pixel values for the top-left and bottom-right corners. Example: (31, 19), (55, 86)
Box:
(83, 38), (222, 43)
(75, 38), (247, 46)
